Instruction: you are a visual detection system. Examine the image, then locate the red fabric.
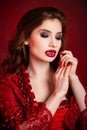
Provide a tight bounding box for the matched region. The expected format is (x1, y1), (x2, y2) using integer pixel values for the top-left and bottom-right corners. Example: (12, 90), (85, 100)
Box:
(50, 108), (69, 130)
(80, 94), (87, 130)
(0, 65), (87, 130)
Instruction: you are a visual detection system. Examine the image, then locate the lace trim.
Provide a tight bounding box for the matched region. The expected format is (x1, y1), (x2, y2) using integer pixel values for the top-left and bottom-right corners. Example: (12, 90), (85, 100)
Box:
(80, 93), (87, 130)
(64, 96), (79, 130)
(1, 108), (25, 128)
(0, 65), (52, 129)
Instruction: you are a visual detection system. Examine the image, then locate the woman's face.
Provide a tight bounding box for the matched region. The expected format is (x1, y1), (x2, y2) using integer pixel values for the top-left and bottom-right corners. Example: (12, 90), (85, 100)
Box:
(28, 19), (62, 63)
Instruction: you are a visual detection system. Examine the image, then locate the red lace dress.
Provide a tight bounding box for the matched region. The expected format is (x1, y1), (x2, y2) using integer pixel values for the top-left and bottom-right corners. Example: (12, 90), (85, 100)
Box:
(50, 105), (69, 130)
(0, 66), (87, 130)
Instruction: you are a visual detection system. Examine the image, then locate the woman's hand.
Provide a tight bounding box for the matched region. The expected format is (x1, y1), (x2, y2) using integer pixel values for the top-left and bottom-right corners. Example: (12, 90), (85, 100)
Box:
(59, 50), (86, 112)
(46, 50), (86, 115)
(53, 63), (71, 99)
(59, 50), (78, 79)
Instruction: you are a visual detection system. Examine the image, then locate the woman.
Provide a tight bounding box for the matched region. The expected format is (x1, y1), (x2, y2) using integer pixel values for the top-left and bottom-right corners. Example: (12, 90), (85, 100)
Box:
(0, 7), (87, 130)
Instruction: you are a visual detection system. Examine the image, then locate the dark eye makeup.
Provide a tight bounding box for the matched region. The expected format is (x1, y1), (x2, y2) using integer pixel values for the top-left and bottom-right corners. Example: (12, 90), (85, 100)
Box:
(55, 35), (62, 40)
(40, 30), (62, 40)
(40, 32), (48, 38)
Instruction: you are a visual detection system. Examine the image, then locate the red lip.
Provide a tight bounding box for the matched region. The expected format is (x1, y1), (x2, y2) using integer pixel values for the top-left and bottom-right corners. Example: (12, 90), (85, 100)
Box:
(45, 50), (56, 57)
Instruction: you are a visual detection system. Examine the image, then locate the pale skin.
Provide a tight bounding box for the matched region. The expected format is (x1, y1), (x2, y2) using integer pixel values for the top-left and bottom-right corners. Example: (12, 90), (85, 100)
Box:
(25, 19), (86, 116)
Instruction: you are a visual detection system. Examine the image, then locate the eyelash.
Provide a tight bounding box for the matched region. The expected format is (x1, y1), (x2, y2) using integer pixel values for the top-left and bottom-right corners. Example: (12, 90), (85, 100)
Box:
(40, 32), (48, 38)
(55, 35), (62, 40)
(40, 32), (62, 40)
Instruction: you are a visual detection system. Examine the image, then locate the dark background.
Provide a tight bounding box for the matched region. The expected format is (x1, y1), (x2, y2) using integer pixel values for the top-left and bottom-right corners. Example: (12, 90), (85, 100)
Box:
(0, 0), (87, 87)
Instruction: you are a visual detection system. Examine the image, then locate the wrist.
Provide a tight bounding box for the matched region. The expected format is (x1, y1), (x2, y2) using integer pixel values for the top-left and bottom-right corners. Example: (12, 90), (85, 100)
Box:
(52, 91), (65, 102)
(69, 74), (78, 81)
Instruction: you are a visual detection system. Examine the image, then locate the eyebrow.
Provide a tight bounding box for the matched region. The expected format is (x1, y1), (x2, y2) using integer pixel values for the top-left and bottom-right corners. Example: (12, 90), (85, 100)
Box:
(39, 29), (62, 34)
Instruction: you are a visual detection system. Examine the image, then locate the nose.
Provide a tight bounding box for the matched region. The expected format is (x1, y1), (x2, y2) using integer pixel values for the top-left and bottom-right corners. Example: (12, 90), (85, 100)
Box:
(49, 38), (57, 48)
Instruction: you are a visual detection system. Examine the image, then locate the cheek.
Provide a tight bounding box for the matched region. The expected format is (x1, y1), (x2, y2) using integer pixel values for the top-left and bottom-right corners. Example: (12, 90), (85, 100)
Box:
(57, 42), (62, 50)
(29, 35), (42, 46)
(29, 40), (43, 53)
(29, 38), (38, 49)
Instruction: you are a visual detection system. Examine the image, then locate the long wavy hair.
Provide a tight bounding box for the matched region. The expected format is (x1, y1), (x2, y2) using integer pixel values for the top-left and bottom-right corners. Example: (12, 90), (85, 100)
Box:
(2, 6), (66, 73)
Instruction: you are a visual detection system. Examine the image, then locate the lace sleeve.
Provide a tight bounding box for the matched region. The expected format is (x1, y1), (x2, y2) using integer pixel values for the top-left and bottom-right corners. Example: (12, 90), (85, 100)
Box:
(64, 96), (80, 130)
(0, 79), (52, 130)
(64, 92), (87, 130)
(19, 102), (52, 130)
(80, 93), (87, 130)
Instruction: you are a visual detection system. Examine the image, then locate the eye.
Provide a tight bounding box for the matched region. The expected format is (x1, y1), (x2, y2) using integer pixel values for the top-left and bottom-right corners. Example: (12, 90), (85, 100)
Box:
(55, 34), (62, 40)
(40, 32), (49, 38)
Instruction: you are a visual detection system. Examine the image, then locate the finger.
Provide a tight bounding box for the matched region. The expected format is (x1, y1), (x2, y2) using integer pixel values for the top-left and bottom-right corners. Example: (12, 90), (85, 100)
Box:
(55, 66), (65, 78)
(55, 65), (64, 75)
(60, 55), (73, 66)
(64, 57), (78, 67)
(61, 57), (73, 67)
(56, 66), (71, 79)
(60, 54), (72, 61)
(64, 65), (71, 77)
(60, 67), (67, 78)
(55, 66), (68, 79)
(60, 50), (73, 56)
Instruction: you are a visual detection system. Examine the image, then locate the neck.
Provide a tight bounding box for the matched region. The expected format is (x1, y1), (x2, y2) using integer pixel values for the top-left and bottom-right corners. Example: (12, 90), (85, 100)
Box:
(27, 59), (52, 79)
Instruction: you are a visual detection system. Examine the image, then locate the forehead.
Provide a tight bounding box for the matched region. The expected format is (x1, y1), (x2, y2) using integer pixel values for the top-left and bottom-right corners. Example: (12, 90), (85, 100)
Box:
(35, 19), (62, 32)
